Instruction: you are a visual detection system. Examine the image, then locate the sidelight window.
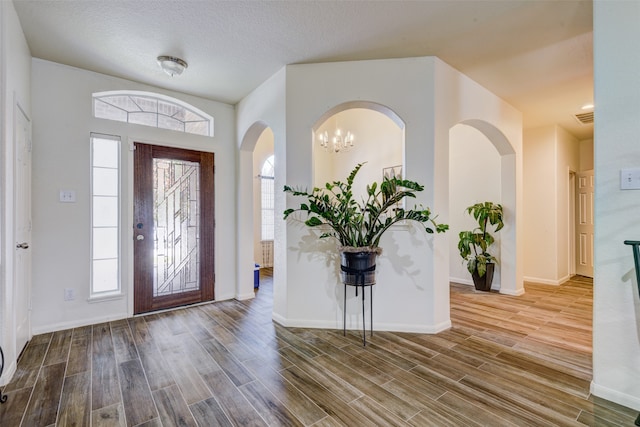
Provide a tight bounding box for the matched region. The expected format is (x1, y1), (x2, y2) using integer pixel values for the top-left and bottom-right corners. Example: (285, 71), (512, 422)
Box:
(90, 134), (120, 296)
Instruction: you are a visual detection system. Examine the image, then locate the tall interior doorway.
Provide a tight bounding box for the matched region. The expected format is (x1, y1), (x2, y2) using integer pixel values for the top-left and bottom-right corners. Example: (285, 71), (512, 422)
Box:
(133, 142), (215, 314)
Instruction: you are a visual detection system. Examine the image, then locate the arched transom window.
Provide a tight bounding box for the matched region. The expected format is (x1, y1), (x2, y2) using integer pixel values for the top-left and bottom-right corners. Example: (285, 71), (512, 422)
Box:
(93, 91), (214, 137)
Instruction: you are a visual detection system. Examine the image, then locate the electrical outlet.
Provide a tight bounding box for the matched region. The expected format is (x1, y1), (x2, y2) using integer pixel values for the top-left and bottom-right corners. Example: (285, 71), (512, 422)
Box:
(64, 288), (75, 301)
(59, 190), (76, 203)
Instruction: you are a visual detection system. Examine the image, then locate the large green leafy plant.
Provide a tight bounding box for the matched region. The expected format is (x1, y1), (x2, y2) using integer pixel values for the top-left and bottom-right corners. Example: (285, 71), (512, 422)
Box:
(283, 163), (448, 250)
(457, 202), (504, 277)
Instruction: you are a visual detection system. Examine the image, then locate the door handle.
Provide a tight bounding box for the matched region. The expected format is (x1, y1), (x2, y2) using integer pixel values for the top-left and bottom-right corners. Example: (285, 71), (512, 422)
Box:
(16, 242), (29, 249)
(136, 235), (144, 241)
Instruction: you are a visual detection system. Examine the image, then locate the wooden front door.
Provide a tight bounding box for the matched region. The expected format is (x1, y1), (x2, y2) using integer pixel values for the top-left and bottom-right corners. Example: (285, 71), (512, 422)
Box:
(133, 143), (215, 314)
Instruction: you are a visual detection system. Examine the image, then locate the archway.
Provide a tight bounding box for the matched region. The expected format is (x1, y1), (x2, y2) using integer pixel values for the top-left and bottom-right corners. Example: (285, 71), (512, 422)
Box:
(312, 101), (404, 193)
(449, 120), (521, 295)
(237, 121), (273, 300)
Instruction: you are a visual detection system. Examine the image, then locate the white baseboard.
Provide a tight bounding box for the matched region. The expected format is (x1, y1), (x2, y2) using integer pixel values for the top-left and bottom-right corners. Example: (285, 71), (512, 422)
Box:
(0, 360), (16, 387)
(271, 315), (451, 334)
(450, 276), (501, 291)
(591, 380), (640, 412)
(32, 312), (129, 335)
(523, 275), (571, 286)
(32, 294), (240, 335)
(450, 276), (474, 286)
(235, 291), (256, 301)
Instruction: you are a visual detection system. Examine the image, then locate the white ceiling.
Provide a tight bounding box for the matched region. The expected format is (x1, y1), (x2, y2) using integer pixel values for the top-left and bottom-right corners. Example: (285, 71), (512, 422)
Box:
(12, 0), (594, 139)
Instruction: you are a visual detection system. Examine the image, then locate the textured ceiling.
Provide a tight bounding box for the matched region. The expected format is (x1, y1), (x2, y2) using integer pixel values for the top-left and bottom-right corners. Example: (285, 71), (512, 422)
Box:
(12, 0), (594, 139)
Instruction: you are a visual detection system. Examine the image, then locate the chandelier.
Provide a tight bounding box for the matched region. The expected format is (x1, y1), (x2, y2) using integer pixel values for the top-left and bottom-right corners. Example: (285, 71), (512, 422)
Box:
(318, 128), (355, 153)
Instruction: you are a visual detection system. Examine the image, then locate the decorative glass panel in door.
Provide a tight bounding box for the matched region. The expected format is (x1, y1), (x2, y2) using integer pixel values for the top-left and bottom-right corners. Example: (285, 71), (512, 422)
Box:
(154, 158), (200, 296)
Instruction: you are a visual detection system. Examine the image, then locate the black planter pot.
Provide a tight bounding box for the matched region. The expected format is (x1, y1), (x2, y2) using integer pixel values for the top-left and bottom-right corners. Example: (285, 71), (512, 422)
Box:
(471, 262), (495, 292)
(340, 251), (377, 285)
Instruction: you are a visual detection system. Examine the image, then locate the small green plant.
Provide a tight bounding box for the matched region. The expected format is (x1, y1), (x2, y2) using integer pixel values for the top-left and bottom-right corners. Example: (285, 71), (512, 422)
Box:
(458, 202), (504, 277)
(283, 163), (448, 250)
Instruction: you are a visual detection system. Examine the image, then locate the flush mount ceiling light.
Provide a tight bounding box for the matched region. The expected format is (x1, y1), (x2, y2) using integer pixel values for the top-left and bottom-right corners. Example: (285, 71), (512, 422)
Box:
(157, 55), (188, 77)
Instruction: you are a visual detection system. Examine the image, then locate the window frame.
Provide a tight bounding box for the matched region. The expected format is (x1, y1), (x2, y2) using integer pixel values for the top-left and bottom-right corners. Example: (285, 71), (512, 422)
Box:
(92, 90), (214, 137)
(260, 155), (275, 241)
(89, 133), (122, 299)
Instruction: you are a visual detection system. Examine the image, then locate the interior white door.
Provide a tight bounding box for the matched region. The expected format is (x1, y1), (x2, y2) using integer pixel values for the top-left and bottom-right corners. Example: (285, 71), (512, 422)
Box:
(576, 170), (594, 278)
(14, 104), (32, 356)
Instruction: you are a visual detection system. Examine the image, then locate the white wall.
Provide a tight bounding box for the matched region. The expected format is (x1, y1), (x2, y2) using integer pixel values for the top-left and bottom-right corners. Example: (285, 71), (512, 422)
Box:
(313, 108), (403, 196)
(523, 125), (579, 284)
(261, 56), (523, 333)
(236, 68), (287, 311)
(0, 0), (32, 385)
(29, 59), (237, 334)
(580, 138), (594, 171)
(523, 127), (557, 282)
(433, 59), (524, 298)
(449, 124), (502, 287)
(592, 0), (640, 411)
(283, 58), (449, 333)
(556, 126), (580, 281)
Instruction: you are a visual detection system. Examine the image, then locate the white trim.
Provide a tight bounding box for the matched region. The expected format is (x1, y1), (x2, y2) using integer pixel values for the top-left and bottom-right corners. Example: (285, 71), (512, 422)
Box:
(87, 292), (125, 303)
(271, 316), (452, 334)
(523, 275), (572, 286)
(236, 291), (256, 301)
(0, 361), (16, 387)
(90, 134), (121, 297)
(591, 381), (640, 412)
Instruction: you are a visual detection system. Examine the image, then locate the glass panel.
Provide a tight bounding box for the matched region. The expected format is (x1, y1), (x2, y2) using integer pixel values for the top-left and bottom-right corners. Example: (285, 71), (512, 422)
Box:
(185, 121), (209, 136)
(129, 111), (158, 127)
(153, 158), (200, 297)
(93, 138), (119, 168)
(158, 115), (185, 132)
(93, 92), (213, 136)
(93, 227), (118, 259)
(93, 196), (118, 227)
(91, 134), (120, 296)
(93, 259), (118, 292)
(94, 99), (128, 123)
(158, 99), (182, 118)
(93, 168), (118, 196)
(129, 96), (157, 113)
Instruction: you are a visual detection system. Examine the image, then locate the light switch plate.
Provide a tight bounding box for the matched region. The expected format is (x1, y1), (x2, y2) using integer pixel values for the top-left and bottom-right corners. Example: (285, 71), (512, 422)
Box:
(59, 190), (76, 202)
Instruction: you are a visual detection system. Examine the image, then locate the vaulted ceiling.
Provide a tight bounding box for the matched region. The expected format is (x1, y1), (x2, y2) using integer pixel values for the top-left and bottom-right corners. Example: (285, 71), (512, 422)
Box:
(12, 0), (594, 139)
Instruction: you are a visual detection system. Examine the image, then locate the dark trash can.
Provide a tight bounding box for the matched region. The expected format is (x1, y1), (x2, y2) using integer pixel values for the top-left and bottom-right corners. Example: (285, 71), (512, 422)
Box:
(254, 264), (260, 288)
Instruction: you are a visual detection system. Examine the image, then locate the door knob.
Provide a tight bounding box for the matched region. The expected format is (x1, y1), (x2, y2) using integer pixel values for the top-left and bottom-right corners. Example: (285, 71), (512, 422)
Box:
(136, 235), (144, 241)
(16, 242), (29, 249)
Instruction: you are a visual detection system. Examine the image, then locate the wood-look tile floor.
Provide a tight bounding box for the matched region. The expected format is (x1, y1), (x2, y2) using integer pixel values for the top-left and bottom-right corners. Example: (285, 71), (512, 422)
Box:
(1, 272), (638, 426)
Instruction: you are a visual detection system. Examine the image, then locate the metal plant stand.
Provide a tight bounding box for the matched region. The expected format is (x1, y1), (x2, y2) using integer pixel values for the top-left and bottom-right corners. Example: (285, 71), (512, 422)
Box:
(0, 345), (7, 403)
(623, 240), (640, 426)
(341, 264), (375, 346)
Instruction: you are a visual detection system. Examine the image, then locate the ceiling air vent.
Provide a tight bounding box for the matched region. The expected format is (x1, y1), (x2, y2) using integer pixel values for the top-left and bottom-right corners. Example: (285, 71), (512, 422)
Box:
(574, 111), (594, 124)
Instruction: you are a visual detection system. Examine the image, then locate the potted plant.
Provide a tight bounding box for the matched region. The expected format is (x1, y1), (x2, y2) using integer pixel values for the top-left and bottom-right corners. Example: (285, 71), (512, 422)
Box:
(457, 201), (504, 291)
(283, 163), (448, 286)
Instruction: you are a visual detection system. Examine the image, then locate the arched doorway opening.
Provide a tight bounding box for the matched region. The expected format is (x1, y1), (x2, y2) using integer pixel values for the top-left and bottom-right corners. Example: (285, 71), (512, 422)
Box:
(448, 120), (521, 295)
(237, 122), (274, 300)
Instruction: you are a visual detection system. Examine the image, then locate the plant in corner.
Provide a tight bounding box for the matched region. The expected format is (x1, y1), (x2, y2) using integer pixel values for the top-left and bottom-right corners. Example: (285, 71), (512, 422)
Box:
(457, 201), (504, 292)
(283, 162), (448, 286)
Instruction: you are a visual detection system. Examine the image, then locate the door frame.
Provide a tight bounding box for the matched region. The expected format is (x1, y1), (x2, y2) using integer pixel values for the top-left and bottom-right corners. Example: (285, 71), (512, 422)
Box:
(13, 101), (32, 362)
(132, 142), (215, 314)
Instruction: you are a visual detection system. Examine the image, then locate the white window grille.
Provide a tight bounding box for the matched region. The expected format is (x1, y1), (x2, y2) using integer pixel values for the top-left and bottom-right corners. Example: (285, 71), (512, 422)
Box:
(92, 90), (214, 137)
(260, 155), (275, 241)
(90, 133), (121, 296)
